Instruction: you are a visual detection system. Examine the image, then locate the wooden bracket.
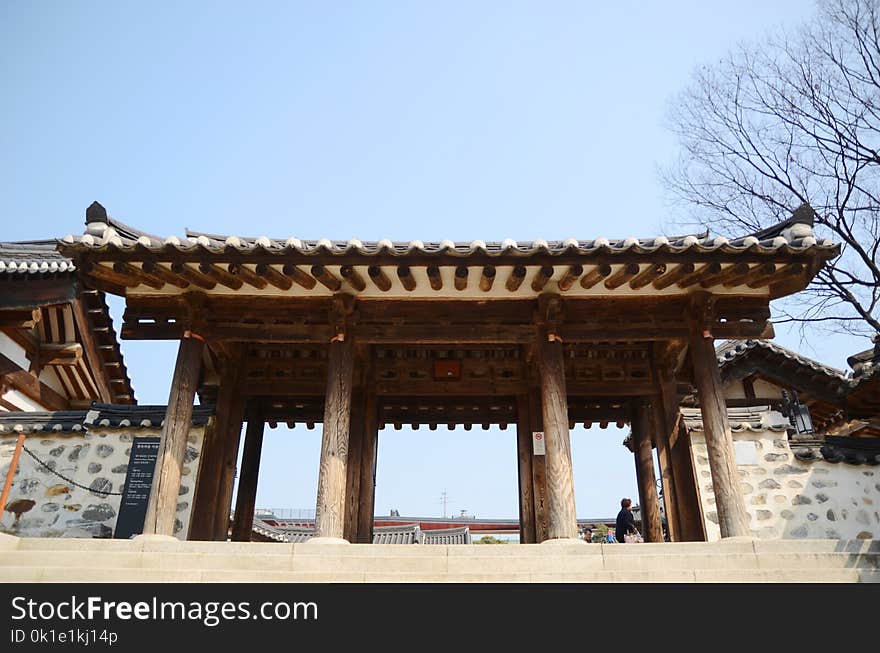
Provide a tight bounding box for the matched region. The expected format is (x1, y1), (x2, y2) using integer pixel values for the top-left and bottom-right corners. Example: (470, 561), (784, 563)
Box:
(534, 293), (564, 342)
(687, 291), (716, 339)
(330, 293), (358, 341)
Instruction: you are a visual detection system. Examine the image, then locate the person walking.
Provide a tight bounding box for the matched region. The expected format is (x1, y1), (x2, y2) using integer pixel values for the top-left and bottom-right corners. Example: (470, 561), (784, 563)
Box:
(615, 498), (637, 544)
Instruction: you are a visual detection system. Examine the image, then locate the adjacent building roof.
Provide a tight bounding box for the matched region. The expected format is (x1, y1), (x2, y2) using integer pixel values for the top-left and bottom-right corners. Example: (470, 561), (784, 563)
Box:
(0, 241), (76, 276)
(680, 406), (791, 433)
(0, 403), (214, 434)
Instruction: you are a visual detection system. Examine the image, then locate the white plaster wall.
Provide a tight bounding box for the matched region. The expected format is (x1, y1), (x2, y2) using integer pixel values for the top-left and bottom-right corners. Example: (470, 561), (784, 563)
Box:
(690, 428), (880, 541)
(0, 426), (205, 539)
(1, 390), (44, 412)
(0, 333), (30, 371)
(752, 378), (784, 398)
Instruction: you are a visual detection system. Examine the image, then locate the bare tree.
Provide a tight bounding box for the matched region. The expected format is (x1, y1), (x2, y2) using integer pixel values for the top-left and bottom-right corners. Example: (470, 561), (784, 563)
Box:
(664, 0), (880, 340)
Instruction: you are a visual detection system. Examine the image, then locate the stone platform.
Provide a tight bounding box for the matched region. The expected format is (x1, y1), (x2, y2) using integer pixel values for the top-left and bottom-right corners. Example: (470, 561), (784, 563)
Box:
(0, 534), (878, 582)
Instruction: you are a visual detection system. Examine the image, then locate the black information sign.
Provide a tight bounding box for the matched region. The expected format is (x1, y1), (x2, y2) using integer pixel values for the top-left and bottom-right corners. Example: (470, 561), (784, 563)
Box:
(113, 436), (160, 539)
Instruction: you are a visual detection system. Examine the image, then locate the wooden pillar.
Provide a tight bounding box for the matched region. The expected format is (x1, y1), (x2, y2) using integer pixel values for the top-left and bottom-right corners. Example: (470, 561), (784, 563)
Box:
(537, 337), (578, 540)
(516, 394), (536, 544)
(343, 389), (365, 542)
(142, 333), (205, 537)
(632, 399), (664, 543)
(211, 392), (247, 540)
(230, 407), (265, 541)
(314, 336), (355, 540)
(690, 331), (749, 538)
(190, 345), (244, 540)
(356, 391), (378, 544)
(652, 371), (682, 542)
(528, 389), (549, 542)
(668, 416), (707, 541)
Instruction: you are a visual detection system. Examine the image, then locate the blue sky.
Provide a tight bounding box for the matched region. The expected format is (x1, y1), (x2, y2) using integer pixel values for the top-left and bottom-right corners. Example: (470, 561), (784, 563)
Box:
(3, 1), (858, 520)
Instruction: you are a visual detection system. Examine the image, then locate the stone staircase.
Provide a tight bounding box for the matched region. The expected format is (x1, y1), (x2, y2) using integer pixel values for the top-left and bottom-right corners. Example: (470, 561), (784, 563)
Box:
(1, 534), (878, 582)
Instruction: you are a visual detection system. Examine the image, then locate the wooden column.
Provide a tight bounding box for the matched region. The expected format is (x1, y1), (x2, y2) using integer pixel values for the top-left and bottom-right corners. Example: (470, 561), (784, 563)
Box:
(537, 336), (578, 540)
(690, 331), (749, 538)
(356, 391), (378, 544)
(632, 399), (664, 543)
(190, 345), (244, 540)
(343, 389), (365, 542)
(142, 333), (205, 537)
(230, 407), (265, 541)
(668, 417), (707, 541)
(211, 393), (247, 540)
(651, 395), (680, 542)
(528, 389), (549, 542)
(314, 336), (355, 540)
(516, 394), (536, 544)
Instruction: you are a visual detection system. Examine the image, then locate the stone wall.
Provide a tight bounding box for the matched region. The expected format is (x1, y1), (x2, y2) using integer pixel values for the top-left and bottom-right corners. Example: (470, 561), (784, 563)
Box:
(690, 421), (880, 541)
(0, 426), (205, 539)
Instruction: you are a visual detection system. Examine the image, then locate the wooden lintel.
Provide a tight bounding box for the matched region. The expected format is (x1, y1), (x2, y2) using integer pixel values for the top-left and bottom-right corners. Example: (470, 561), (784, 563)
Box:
(0, 308), (41, 329)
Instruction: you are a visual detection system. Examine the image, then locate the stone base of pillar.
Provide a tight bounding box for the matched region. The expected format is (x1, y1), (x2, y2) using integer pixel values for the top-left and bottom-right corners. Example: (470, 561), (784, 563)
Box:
(132, 534), (178, 543)
(304, 537), (351, 545)
(539, 537), (586, 545)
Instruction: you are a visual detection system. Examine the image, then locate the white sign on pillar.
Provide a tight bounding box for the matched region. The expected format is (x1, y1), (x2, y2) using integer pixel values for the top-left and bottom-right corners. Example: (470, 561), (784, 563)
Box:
(532, 431), (546, 455)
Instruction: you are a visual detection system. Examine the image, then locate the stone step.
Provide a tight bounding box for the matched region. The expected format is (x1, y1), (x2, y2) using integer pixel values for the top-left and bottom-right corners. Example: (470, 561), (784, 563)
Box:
(1, 566), (877, 583)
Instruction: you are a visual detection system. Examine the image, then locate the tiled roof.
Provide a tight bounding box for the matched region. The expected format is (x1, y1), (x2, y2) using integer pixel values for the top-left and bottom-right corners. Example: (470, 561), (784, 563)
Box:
(716, 339), (849, 381)
(0, 403), (214, 434)
(0, 241), (76, 275)
(680, 406), (791, 432)
(62, 224), (837, 260)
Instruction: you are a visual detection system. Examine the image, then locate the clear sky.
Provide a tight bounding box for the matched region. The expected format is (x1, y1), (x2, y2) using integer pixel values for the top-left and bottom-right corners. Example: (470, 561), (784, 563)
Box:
(2, 1), (858, 520)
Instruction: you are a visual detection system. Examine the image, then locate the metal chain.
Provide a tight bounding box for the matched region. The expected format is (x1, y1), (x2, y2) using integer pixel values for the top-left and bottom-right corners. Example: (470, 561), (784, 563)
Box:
(21, 445), (123, 496)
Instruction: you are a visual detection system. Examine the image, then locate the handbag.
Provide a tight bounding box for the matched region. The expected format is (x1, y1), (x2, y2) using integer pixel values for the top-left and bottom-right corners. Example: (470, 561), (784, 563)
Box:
(624, 530), (643, 544)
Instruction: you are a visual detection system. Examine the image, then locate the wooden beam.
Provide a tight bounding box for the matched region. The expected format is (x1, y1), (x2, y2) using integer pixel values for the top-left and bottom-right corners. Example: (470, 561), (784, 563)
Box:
(516, 394), (536, 544)
(722, 262), (774, 288)
(0, 352), (69, 411)
(210, 353), (248, 540)
(228, 262), (268, 289)
(69, 297), (114, 403)
(632, 399), (664, 542)
(112, 262), (165, 290)
(0, 308), (41, 329)
(531, 266), (554, 292)
(629, 263), (666, 290)
(281, 264), (318, 289)
(699, 262), (749, 288)
(199, 262), (244, 290)
(141, 261), (189, 289)
(557, 265), (583, 292)
(0, 277), (77, 310)
(479, 265), (496, 292)
(39, 342), (82, 366)
(506, 265), (527, 291)
(340, 266), (366, 292)
(537, 335), (578, 540)
(310, 265), (341, 291)
(454, 266), (469, 291)
(426, 265), (443, 291)
(652, 263), (694, 290)
(580, 264), (612, 289)
(230, 408), (265, 541)
(142, 333), (205, 537)
(314, 337), (355, 539)
(604, 263), (640, 290)
(170, 262), (216, 290)
(254, 264), (293, 290)
(747, 262), (804, 288)
(368, 265), (392, 291)
(677, 262), (721, 288)
(81, 261), (140, 288)
(397, 266), (417, 292)
(689, 330), (749, 538)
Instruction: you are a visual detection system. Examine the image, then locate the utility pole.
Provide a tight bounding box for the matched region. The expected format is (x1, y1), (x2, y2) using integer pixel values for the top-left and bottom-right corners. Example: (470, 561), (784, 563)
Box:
(440, 490), (448, 518)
